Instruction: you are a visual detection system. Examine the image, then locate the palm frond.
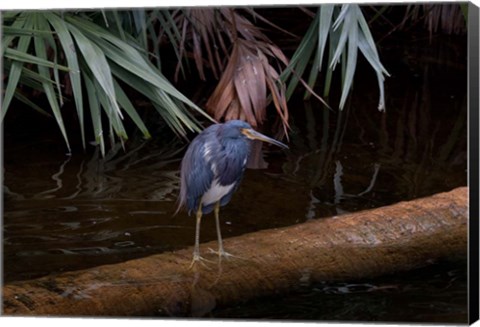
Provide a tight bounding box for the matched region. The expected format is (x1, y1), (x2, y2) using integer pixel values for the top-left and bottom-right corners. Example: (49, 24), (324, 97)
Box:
(164, 8), (291, 133)
(2, 11), (213, 155)
(84, 72), (106, 154)
(2, 12), (35, 119)
(45, 12), (86, 148)
(32, 12), (71, 151)
(282, 4), (389, 111)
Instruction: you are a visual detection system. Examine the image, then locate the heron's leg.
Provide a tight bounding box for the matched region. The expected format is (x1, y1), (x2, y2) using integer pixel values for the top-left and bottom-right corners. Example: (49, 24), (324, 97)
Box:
(189, 204), (212, 268)
(214, 201), (225, 254)
(193, 204), (202, 261)
(211, 201), (234, 259)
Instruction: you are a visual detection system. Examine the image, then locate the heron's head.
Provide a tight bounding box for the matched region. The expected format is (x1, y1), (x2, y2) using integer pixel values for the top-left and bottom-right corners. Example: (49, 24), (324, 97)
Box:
(221, 120), (288, 149)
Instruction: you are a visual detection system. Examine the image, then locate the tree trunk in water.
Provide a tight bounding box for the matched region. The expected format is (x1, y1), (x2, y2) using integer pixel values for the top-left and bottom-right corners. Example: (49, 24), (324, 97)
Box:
(2, 187), (468, 317)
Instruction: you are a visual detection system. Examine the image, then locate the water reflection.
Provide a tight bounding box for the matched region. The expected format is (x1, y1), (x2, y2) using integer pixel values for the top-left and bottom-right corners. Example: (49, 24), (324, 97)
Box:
(3, 138), (191, 282)
(279, 53), (467, 219)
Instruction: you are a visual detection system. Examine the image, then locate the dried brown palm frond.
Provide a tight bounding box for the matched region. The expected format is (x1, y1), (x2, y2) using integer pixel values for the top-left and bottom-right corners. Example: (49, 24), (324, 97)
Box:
(171, 8), (270, 81)
(180, 9), (227, 80)
(205, 38), (289, 135)
(167, 8), (291, 135)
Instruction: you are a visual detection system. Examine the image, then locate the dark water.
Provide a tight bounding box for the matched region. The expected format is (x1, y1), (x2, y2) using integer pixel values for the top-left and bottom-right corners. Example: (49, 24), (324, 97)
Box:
(212, 260), (468, 323)
(2, 35), (468, 322)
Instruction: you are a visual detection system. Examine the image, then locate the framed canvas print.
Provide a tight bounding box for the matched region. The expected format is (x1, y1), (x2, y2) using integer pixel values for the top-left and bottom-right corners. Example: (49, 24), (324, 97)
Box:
(1, 0), (479, 325)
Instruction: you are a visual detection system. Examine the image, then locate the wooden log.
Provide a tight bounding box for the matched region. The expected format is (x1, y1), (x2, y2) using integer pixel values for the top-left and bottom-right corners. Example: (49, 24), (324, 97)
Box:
(2, 187), (468, 317)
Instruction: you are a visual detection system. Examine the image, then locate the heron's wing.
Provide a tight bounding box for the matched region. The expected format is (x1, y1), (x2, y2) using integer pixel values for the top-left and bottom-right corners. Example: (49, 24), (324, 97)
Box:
(178, 131), (216, 214)
(215, 138), (249, 186)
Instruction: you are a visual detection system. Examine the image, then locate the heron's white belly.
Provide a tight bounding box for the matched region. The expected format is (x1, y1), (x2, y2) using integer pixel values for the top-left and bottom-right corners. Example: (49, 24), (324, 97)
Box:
(201, 179), (235, 206)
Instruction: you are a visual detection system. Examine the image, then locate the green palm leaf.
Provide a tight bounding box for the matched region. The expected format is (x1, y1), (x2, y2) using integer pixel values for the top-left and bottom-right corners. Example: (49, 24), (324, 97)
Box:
(45, 12), (86, 149)
(32, 13), (71, 152)
(84, 72), (105, 154)
(113, 79), (151, 139)
(2, 13), (34, 119)
(282, 4), (390, 111)
(2, 11), (214, 156)
(67, 22), (123, 120)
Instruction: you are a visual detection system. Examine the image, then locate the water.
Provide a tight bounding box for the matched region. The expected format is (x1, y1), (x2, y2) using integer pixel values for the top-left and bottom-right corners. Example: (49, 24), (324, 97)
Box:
(211, 260), (468, 322)
(2, 35), (467, 322)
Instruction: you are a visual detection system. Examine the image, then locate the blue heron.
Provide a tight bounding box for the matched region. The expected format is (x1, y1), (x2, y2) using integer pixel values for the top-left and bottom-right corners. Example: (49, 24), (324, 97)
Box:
(177, 120), (288, 266)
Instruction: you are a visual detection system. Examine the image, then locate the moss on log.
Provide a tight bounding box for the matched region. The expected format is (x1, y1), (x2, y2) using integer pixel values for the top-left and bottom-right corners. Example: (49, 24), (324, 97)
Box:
(2, 187), (468, 317)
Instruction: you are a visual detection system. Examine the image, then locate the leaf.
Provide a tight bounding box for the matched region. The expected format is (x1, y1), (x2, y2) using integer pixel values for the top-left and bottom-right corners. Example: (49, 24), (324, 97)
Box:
(94, 77), (127, 142)
(330, 9), (350, 70)
(67, 21), (123, 120)
(32, 13), (71, 153)
(281, 4), (389, 111)
(3, 62), (50, 91)
(154, 10), (183, 70)
(2, 13), (33, 119)
(84, 72), (105, 155)
(356, 7), (389, 76)
(358, 32), (387, 111)
(317, 4), (334, 71)
(232, 43), (259, 126)
(282, 15), (318, 99)
(338, 13), (358, 110)
(68, 15), (207, 118)
(109, 61), (202, 135)
(113, 79), (151, 139)
(14, 92), (52, 117)
(323, 25), (340, 97)
(36, 13), (64, 107)
(245, 7), (300, 39)
(2, 25), (54, 37)
(45, 12), (86, 148)
(207, 38), (290, 130)
(3, 48), (71, 71)
(2, 10), (210, 151)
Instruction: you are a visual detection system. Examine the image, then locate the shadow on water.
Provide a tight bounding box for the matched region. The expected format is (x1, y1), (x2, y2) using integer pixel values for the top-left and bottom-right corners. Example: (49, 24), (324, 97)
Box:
(3, 35), (467, 322)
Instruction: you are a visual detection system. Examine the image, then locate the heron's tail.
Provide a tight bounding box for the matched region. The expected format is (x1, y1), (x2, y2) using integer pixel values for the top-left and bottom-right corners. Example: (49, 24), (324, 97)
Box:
(173, 199), (184, 216)
(173, 175), (187, 216)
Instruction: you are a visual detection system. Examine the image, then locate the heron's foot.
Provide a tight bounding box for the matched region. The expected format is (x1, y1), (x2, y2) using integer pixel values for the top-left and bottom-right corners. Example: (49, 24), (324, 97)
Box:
(188, 253), (213, 270)
(208, 248), (241, 260)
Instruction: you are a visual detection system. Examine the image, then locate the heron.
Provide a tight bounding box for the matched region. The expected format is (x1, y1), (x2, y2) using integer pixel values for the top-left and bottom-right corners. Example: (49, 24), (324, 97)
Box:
(176, 120), (288, 266)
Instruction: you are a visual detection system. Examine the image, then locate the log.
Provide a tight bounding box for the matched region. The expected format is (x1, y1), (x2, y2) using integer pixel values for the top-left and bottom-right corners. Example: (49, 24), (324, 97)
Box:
(2, 187), (468, 317)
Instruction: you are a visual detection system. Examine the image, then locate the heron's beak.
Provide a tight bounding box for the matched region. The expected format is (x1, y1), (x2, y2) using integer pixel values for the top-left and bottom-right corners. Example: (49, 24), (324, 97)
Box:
(241, 128), (289, 149)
